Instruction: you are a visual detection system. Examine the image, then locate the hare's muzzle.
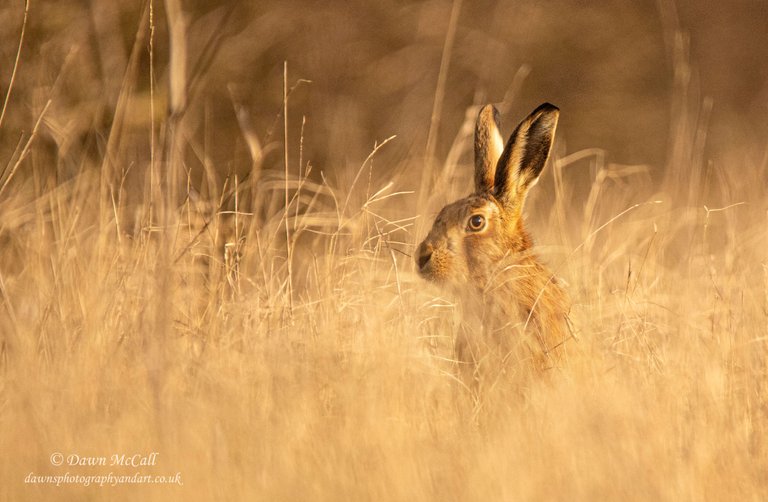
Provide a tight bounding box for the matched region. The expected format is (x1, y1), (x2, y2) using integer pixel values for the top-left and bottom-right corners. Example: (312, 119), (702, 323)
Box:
(416, 241), (433, 272)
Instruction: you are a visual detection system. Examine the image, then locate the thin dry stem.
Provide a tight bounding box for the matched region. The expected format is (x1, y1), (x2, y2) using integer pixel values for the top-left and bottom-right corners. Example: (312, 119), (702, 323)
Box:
(0, 0), (28, 130)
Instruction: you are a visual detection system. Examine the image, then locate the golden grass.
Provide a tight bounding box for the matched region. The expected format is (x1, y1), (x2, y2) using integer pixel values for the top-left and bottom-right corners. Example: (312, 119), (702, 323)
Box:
(1, 1), (767, 501)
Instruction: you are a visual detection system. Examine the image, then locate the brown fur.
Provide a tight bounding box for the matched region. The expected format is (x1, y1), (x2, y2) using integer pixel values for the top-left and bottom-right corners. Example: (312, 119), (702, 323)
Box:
(417, 103), (571, 382)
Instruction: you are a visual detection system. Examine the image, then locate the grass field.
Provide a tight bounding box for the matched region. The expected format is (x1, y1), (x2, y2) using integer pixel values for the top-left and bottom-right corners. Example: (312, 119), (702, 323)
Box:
(1, 1), (767, 500)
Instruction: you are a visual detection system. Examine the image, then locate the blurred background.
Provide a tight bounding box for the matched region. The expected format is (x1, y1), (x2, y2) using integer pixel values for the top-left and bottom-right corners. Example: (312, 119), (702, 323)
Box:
(1, 0), (766, 205)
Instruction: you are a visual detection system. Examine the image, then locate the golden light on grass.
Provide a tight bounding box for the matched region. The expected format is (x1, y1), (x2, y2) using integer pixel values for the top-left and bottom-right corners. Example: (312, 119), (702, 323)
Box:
(0, 1), (766, 501)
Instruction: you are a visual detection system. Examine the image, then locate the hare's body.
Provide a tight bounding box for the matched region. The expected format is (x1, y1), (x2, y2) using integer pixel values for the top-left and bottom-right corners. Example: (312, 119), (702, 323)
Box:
(417, 103), (570, 377)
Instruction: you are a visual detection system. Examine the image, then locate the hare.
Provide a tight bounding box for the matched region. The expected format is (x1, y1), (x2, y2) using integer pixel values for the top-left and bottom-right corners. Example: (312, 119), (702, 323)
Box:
(416, 103), (571, 380)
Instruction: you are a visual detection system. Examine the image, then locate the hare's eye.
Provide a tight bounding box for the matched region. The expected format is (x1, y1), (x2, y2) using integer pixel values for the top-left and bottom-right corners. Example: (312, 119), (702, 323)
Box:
(467, 214), (486, 232)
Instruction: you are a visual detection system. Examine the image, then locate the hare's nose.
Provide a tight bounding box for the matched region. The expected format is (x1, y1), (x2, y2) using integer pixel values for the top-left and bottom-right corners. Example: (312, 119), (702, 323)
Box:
(417, 242), (433, 269)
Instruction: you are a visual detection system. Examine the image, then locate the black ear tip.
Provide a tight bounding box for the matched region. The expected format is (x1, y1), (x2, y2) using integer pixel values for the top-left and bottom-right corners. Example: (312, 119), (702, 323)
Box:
(530, 103), (559, 129)
(537, 102), (559, 112)
(534, 102), (560, 115)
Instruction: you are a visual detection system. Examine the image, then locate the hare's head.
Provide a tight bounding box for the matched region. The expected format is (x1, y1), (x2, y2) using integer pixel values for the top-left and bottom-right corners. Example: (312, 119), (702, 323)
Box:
(416, 103), (560, 286)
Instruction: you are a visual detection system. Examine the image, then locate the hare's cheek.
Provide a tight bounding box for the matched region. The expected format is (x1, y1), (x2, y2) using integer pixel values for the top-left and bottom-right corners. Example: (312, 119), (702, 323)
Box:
(463, 236), (490, 268)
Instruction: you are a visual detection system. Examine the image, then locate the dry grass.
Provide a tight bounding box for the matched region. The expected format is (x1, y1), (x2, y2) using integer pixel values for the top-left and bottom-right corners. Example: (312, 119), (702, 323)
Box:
(1, 1), (767, 501)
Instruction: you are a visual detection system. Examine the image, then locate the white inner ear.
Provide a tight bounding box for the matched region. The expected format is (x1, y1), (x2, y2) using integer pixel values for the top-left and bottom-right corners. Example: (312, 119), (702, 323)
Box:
(491, 129), (504, 165)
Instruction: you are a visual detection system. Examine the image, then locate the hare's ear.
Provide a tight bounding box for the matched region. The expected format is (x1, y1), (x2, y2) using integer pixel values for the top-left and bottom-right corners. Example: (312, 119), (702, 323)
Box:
(474, 105), (504, 193)
(493, 103), (559, 207)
